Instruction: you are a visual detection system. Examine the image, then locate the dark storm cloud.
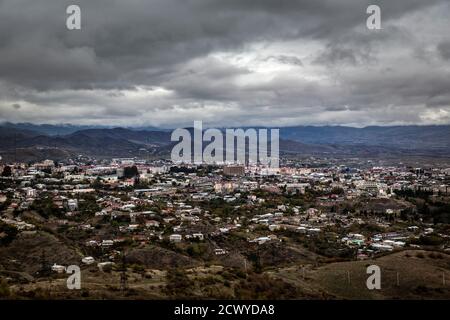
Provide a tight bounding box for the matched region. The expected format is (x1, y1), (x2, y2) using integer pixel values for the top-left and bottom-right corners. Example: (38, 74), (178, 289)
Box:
(0, 0), (449, 126)
(0, 0), (443, 90)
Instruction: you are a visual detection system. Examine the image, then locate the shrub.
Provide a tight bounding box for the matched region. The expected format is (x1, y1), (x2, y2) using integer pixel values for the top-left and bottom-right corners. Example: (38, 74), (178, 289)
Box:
(0, 279), (11, 298)
(234, 273), (298, 299)
(164, 268), (193, 297)
(0, 222), (18, 246)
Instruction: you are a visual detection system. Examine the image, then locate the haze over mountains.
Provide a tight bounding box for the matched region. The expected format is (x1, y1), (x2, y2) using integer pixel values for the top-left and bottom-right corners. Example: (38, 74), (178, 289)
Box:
(0, 123), (449, 162)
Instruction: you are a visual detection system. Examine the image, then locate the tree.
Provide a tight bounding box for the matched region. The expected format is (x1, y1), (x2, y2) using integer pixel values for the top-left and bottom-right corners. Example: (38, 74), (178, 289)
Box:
(30, 196), (63, 218)
(0, 279), (10, 298)
(0, 221), (18, 245)
(1, 165), (12, 177)
(165, 268), (193, 297)
(36, 250), (51, 278)
(123, 166), (139, 179)
(92, 177), (103, 189)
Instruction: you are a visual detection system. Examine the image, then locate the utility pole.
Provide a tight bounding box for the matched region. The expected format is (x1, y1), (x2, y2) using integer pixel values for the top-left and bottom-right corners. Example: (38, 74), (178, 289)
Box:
(120, 253), (128, 292)
(38, 250), (50, 278)
(244, 258), (247, 275)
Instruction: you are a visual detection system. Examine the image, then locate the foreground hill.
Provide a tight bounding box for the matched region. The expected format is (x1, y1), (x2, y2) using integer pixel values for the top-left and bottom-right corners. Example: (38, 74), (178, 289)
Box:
(3, 248), (449, 299)
(271, 249), (450, 299)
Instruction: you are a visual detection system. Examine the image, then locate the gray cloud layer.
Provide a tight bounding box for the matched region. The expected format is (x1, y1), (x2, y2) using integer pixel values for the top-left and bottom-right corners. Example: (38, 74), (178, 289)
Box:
(0, 0), (449, 127)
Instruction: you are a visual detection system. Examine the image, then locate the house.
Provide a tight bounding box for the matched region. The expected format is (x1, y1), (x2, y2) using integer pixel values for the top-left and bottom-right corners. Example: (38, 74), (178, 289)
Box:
(192, 233), (204, 241)
(343, 233), (365, 246)
(97, 262), (114, 272)
(65, 199), (78, 211)
(121, 204), (136, 212)
(269, 224), (280, 231)
(169, 234), (182, 242)
(371, 243), (393, 252)
(214, 248), (227, 255)
(250, 236), (271, 245)
(85, 240), (99, 247)
(26, 188), (37, 198)
(101, 240), (114, 247)
(82, 256), (95, 265)
(127, 224), (139, 231)
(383, 240), (405, 248)
(306, 208), (320, 216)
(51, 264), (66, 273)
(95, 210), (109, 216)
(145, 220), (160, 228)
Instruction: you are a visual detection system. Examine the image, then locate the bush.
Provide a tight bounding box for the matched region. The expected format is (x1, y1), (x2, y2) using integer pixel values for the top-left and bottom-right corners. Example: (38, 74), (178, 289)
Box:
(186, 243), (207, 258)
(412, 234), (444, 246)
(132, 264), (145, 273)
(1, 166), (12, 177)
(30, 196), (63, 218)
(0, 222), (18, 246)
(0, 279), (11, 298)
(234, 273), (298, 299)
(164, 268), (193, 297)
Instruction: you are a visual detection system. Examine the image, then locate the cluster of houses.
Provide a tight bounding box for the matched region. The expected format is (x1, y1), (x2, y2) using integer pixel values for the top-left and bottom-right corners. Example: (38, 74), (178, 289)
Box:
(1, 157), (449, 269)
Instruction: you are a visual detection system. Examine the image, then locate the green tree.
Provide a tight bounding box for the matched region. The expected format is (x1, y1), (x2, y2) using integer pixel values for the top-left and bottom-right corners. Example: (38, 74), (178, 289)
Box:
(123, 166), (139, 179)
(0, 221), (18, 245)
(30, 196), (63, 218)
(164, 268), (193, 297)
(1, 165), (12, 177)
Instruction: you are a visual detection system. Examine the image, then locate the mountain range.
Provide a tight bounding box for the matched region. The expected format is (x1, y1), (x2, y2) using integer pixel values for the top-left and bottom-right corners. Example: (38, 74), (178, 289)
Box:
(0, 123), (449, 162)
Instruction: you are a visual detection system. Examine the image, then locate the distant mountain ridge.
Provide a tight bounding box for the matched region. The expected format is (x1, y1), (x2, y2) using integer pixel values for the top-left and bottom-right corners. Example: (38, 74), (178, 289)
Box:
(279, 125), (450, 150)
(0, 122), (167, 136)
(0, 124), (449, 162)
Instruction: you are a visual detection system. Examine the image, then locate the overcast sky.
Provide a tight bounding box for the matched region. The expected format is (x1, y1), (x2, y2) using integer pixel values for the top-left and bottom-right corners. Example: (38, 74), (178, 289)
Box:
(0, 0), (449, 128)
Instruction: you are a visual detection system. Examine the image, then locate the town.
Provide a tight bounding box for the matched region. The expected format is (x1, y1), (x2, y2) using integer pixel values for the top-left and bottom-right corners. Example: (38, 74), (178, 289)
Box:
(0, 155), (449, 299)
